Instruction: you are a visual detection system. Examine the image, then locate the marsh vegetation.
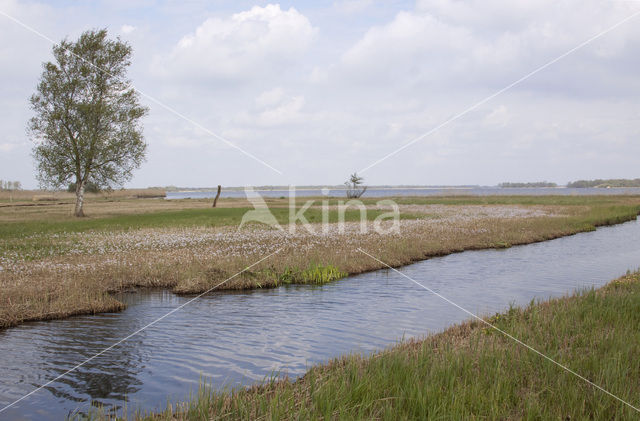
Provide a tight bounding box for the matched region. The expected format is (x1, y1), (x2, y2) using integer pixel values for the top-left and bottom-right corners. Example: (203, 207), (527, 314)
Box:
(1, 194), (639, 329)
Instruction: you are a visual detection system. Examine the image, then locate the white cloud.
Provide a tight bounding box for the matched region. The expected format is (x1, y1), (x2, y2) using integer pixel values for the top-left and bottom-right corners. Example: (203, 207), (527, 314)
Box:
(234, 92), (307, 128)
(333, 0), (373, 14)
(339, 10), (477, 87)
(308, 66), (329, 84)
(2, 0), (640, 188)
(153, 4), (317, 81)
(256, 95), (305, 126)
(338, 0), (640, 95)
(121, 24), (136, 34)
(483, 105), (509, 128)
(0, 142), (20, 153)
(163, 136), (200, 148)
(255, 87), (285, 108)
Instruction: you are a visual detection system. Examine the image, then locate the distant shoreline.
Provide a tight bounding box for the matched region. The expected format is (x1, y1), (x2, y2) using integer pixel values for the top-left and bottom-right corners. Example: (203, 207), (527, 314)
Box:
(172, 186), (477, 192)
(169, 185), (640, 193)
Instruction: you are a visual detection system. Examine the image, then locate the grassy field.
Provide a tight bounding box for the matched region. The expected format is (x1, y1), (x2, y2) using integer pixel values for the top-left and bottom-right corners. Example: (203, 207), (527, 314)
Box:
(1, 206), (415, 261)
(139, 271), (640, 420)
(0, 187), (166, 204)
(1, 194), (639, 329)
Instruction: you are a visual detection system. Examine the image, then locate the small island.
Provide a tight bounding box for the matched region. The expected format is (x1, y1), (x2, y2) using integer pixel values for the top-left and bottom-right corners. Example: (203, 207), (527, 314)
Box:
(499, 182), (558, 188)
(499, 179), (640, 188)
(567, 178), (640, 188)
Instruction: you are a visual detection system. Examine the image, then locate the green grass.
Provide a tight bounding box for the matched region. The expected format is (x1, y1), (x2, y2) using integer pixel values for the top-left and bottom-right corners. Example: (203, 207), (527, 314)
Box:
(142, 272), (640, 420)
(3, 195), (639, 267)
(0, 207), (422, 261)
(266, 263), (348, 286)
(0, 207), (420, 239)
(3, 195), (638, 241)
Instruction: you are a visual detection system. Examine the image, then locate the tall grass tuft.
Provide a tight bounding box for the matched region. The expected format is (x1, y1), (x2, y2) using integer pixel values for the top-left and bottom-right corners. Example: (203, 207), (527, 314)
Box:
(301, 263), (347, 284)
(270, 264), (347, 286)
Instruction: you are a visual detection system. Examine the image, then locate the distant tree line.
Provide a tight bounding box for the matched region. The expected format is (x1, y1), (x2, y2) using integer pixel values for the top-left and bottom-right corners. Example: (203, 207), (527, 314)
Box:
(499, 182), (557, 188)
(0, 180), (22, 191)
(567, 178), (640, 188)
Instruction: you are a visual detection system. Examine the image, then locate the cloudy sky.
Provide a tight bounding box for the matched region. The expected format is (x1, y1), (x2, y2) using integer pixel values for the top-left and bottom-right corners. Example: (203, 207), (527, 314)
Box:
(1, 0), (639, 188)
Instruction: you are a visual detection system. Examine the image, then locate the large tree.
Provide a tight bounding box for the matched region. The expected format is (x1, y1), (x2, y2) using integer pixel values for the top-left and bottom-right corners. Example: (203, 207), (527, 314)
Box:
(29, 29), (148, 216)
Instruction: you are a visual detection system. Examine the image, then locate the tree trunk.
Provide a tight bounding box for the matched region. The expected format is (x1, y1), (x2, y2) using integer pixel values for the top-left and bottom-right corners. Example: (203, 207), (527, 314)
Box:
(74, 181), (85, 217)
(212, 185), (221, 208)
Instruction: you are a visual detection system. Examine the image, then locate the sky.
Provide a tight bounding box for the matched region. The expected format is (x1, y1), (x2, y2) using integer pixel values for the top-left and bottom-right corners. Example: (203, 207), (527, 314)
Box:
(0, 0), (639, 189)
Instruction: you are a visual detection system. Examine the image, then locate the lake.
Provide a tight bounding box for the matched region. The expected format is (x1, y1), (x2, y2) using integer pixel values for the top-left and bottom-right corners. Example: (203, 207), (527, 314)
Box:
(166, 186), (640, 199)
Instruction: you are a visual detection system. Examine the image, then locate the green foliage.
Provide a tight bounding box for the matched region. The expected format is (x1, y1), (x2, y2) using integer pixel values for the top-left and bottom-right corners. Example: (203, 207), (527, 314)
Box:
(301, 263), (347, 284)
(67, 181), (100, 193)
(567, 178), (640, 188)
(269, 264), (347, 286)
(28, 29), (148, 215)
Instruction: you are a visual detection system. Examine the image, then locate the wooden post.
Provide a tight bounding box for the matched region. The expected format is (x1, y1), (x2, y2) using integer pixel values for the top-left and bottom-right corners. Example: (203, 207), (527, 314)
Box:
(212, 185), (221, 208)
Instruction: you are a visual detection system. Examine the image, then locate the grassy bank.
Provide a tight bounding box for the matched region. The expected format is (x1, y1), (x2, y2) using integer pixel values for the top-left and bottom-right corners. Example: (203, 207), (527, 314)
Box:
(1, 195), (639, 329)
(141, 271), (640, 420)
